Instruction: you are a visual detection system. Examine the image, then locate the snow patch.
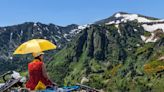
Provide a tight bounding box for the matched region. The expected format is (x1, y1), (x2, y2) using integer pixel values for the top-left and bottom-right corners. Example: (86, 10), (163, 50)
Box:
(69, 24), (90, 35)
(52, 36), (58, 42)
(63, 33), (71, 41)
(64, 34), (68, 38)
(10, 32), (13, 42)
(106, 21), (115, 25)
(106, 13), (164, 26)
(115, 13), (121, 18)
(69, 29), (80, 34)
(141, 35), (147, 41)
(115, 13), (164, 23)
(134, 29), (137, 32)
(142, 24), (164, 32)
(20, 30), (23, 36)
(115, 25), (121, 36)
(106, 20), (121, 25)
(78, 24), (89, 30)
(115, 13), (152, 22)
(141, 33), (159, 43)
(116, 20), (121, 24)
(37, 27), (40, 31)
(43, 27), (49, 31)
(57, 30), (61, 34)
(56, 35), (61, 39)
(33, 23), (37, 26)
(10, 32), (13, 38)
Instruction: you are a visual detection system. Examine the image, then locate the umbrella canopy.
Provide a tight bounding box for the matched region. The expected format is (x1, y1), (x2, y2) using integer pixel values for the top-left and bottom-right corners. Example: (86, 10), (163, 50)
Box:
(13, 39), (57, 54)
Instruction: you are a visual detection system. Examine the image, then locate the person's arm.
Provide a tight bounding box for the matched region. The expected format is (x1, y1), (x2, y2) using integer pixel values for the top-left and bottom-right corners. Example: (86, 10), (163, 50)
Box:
(42, 63), (58, 86)
(42, 63), (49, 78)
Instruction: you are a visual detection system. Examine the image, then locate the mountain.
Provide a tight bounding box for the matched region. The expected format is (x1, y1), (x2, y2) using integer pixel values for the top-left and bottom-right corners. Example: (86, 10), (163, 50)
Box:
(0, 22), (88, 74)
(47, 12), (164, 91)
(0, 12), (163, 91)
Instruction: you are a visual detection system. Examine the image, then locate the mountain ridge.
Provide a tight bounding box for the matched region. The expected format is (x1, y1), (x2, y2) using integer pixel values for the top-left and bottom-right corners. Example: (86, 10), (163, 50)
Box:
(0, 21), (81, 74)
(95, 12), (160, 24)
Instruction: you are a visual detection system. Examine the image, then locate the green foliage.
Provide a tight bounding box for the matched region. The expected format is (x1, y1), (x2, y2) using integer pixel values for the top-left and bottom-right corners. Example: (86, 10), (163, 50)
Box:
(48, 61), (70, 85)
(136, 43), (154, 55)
(144, 31), (151, 37)
(88, 74), (104, 89)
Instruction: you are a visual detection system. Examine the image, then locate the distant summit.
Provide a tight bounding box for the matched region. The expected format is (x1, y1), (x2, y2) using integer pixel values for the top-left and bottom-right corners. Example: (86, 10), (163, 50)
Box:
(95, 12), (160, 25)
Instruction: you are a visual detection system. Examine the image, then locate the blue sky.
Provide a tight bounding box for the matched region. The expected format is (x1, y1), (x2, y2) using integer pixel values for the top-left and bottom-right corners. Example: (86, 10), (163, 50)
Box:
(0, 0), (163, 26)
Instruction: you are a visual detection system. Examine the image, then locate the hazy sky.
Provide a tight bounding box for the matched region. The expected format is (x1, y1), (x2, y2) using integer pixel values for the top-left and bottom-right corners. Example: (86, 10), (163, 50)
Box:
(0, 0), (163, 26)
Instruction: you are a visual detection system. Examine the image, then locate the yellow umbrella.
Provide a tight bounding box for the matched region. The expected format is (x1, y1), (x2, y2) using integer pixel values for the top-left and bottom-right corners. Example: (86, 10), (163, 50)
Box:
(13, 39), (57, 54)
